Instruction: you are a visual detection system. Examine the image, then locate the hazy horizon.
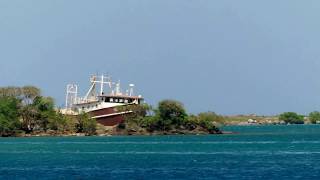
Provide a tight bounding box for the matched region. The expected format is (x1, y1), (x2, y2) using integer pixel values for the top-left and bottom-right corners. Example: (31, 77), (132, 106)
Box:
(1, 1), (320, 115)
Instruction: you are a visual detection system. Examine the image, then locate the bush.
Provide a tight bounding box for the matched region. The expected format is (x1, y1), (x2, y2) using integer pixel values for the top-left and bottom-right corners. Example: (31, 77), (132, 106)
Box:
(157, 100), (188, 130)
(140, 116), (159, 132)
(120, 104), (152, 126)
(49, 112), (73, 133)
(184, 115), (199, 131)
(0, 96), (21, 136)
(279, 112), (304, 124)
(76, 112), (97, 135)
(198, 112), (225, 126)
(309, 111), (320, 124)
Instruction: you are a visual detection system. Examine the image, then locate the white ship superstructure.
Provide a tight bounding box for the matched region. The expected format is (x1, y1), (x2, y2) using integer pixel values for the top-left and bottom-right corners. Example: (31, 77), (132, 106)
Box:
(64, 75), (143, 126)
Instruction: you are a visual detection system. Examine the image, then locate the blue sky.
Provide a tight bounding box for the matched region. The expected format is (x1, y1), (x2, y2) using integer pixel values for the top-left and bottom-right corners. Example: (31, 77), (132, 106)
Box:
(1, 1), (320, 115)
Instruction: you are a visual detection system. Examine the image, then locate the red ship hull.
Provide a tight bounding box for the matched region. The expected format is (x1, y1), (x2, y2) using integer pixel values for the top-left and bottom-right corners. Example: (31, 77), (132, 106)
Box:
(90, 107), (125, 126)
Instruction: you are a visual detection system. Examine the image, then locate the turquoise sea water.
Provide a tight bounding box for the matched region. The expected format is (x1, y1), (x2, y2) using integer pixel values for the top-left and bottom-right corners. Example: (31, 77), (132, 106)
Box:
(1, 125), (320, 179)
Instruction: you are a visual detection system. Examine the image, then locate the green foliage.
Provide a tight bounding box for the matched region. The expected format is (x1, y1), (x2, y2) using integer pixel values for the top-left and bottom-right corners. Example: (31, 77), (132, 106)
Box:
(0, 85), (224, 136)
(0, 96), (21, 136)
(309, 111), (320, 124)
(32, 96), (56, 132)
(20, 104), (38, 132)
(157, 100), (188, 130)
(185, 112), (223, 134)
(184, 115), (199, 131)
(155, 102), (223, 133)
(196, 112), (224, 133)
(0, 85), (98, 136)
(0, 86), (40, 104)
(49, 112), (74, 132)
(139, 116), (158, 129)
(0, 87), (22, 97)
(279, 112), (304, 124)
(198, 112), (225, 126)
(21, 86), (41, 98)
(120, 104), (152, 127)
(76, 112), (97, 135)
(120, 100), (222, 134)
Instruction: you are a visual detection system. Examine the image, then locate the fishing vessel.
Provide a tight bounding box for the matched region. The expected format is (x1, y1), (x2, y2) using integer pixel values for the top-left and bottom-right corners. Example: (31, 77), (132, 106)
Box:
(63, 75), (144, 126)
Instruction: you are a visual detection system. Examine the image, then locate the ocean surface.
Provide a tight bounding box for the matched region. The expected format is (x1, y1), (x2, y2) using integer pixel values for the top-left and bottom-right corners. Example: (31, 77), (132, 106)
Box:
(1, 125), (320, 180)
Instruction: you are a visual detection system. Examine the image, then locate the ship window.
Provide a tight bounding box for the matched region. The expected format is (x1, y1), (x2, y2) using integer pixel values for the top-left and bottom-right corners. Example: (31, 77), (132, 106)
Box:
(124, 99), (128, 103)
(119, 99), (124, 103)
(110, 98), (113, 102)
(115, 99), (119, 103)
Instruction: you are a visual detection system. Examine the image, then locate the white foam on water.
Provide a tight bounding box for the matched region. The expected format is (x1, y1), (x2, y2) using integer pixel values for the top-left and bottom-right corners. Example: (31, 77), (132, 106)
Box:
(4, 140), (319, 145)
(55, 141), (280, 145)
(291, 141), (320, 144)
(0, 150), (54, 154)
(1, 150), (319, 155)
(0, 142), (46, 145)
(56, 150), (320, 155)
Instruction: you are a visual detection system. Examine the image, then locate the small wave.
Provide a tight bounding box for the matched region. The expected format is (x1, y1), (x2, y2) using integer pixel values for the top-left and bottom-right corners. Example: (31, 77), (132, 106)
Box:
(0, 142), (46, 145)
(0, 150), (53, 154)
(59, 151), (306, 155)
(291, 141), (320, 144)
(0, 150), (319, 155)
(2, 140), (320, 146)
(56, 141), (279, 145)
(274, 151), (320, 155)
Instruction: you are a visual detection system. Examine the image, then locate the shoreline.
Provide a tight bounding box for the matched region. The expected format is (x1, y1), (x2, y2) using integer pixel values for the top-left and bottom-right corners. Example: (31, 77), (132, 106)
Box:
(2, 124), (318, 138)
(5, 130), (226, 138)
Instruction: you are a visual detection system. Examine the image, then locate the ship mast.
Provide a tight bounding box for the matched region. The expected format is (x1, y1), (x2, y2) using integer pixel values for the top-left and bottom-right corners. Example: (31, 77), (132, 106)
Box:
(84, 75), (112, 101)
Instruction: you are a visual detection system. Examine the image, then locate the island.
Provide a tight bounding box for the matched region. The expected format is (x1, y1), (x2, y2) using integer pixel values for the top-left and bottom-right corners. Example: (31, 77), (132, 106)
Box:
(1, 86), (320, 137)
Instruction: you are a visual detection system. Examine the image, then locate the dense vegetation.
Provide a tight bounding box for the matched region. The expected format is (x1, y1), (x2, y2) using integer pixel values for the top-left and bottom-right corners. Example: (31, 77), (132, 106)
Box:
(279, 112), (304, 124)
(0, 86), (96, 137)
(0, 86), (224, 137)
(119, 100), (223, 135)
(309, 111), (320, 124)
(3, 85), (320, 137)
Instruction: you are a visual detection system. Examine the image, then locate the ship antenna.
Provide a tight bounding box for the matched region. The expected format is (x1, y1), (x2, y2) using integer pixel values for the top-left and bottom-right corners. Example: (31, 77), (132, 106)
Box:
(100, 74), (104, 95)
(66, 84), (78, 109)
(129, 84), (135, 96)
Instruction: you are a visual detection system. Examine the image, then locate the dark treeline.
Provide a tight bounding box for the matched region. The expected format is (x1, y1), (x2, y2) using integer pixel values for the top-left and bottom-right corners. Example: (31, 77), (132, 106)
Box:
(279, 111), (320, 124)
(0, 86), (96, 137)
(0, 86), (225, 137)
(118, 100), (224, 135)
(2, 86), (320, 137)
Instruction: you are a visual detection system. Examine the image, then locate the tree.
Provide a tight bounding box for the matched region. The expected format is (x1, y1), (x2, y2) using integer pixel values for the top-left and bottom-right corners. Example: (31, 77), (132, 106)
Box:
(21, 86), (41, 105)
(279, 112), (304, 124)
(157, 100), (188, 130)
(0, 87), (22, 97)
(76, 112), (97, 135)
(184, 115), (199, 131)
(48, 112), (74, 132)
(0, 86), (42, 133)
(20, 104), (38, 132)
(0, 96), (21, 136)
(309, 111), (320, 124)
(198, 112), (225, 126)
(119, 104), (152, 127)
(32, 96), (56, 132)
